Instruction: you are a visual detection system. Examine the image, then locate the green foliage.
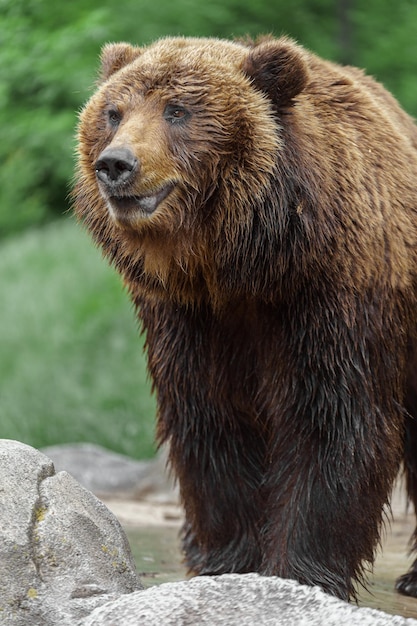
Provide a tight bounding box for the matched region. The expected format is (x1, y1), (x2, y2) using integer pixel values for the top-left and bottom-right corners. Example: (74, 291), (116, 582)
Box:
(1, 0), (417, 237)
(352, 1), (417, 114)
(0, 218), (156, 458)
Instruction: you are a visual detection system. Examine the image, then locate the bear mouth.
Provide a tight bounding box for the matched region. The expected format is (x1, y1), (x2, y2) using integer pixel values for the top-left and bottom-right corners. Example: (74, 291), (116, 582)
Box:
(107, 183), (175, 220)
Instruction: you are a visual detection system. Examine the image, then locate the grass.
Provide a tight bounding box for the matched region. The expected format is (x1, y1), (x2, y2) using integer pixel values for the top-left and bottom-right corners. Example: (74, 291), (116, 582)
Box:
(0, 217), (157, 459)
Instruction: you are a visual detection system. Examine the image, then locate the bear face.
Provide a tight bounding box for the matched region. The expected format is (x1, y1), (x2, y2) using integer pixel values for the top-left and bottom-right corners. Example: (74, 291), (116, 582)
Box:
(75, 37), (311, 303)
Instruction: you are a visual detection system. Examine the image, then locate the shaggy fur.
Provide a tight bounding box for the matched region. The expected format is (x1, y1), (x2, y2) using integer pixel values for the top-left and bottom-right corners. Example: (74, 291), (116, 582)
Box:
(73, 36), (417, 600)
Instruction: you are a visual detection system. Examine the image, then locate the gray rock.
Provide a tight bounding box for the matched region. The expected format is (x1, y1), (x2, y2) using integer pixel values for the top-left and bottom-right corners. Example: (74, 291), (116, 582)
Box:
(0, 439), (142, 626)
(41, 443), (178, 502)
(82, 574), (417, 626)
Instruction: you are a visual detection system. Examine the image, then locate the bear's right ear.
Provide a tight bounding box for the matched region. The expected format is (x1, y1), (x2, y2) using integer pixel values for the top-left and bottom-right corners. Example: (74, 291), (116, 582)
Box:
(242, 37), (309, 109)
(98, 43), (143, 83)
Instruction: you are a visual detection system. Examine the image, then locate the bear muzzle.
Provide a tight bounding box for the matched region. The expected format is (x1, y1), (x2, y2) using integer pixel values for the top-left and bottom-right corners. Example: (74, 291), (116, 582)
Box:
(95, 146), (176, 221)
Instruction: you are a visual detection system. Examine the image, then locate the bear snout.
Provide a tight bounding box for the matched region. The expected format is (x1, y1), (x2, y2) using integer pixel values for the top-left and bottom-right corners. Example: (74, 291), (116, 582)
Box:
(95, 146), (138, 189)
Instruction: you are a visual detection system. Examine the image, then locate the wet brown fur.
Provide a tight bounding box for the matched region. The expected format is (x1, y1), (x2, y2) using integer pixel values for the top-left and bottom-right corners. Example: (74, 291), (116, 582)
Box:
(74, 36), (417, 600)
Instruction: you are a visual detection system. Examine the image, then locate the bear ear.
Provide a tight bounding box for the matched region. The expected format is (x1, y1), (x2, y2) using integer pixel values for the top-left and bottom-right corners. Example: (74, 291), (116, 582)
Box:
(242, 37), (309, 109)
(99, 43), (143, 83)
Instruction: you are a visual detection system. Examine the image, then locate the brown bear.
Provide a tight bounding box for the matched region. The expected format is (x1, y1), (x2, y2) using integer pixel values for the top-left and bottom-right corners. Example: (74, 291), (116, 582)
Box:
(73, 35), (417, 601)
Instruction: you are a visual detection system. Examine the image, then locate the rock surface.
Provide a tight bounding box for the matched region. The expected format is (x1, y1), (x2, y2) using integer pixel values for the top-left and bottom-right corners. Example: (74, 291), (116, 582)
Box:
(41, 442), (177, 502)
(82, 573), (417, 626)
(0, 439), (142, 626)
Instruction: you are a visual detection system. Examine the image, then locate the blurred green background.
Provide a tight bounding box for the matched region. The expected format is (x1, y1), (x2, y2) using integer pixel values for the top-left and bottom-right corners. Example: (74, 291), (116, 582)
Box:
(1, 0), (416, 458)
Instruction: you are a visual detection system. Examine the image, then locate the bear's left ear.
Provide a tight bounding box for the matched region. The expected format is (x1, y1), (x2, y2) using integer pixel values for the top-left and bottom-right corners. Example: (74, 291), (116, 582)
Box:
(242, 37), (309, 109)
(99, 43), (143, 83)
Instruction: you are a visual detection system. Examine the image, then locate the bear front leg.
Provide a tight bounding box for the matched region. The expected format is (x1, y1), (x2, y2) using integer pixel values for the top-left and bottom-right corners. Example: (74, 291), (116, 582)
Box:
(170, 422), (266, 576)
(259, 326), (404, 600)
(139, 298), (267, 575)
(260, 434), (391, 599)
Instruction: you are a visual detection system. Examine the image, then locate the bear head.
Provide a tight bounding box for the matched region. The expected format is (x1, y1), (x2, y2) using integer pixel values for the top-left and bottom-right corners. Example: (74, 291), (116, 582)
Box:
(74, 37), (309, 302)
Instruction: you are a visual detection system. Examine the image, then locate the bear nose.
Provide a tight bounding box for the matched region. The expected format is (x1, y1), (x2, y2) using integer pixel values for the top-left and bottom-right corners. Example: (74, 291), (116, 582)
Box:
(95, 147), (138, 186)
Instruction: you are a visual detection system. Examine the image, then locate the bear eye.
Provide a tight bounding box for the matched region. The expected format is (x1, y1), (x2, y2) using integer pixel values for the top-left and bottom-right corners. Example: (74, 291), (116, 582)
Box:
(163, 103), (191, 125)
(107, 108), (122, 127)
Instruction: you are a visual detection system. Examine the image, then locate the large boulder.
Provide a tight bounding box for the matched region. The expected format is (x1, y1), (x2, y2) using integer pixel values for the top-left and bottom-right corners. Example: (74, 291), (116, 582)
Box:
(82, 574), (417, 626)
(0, 439), (141, 625)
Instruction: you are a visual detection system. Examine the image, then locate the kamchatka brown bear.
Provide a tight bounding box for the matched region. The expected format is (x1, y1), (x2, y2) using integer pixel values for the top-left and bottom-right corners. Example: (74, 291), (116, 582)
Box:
(73, 35), (417, 600)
